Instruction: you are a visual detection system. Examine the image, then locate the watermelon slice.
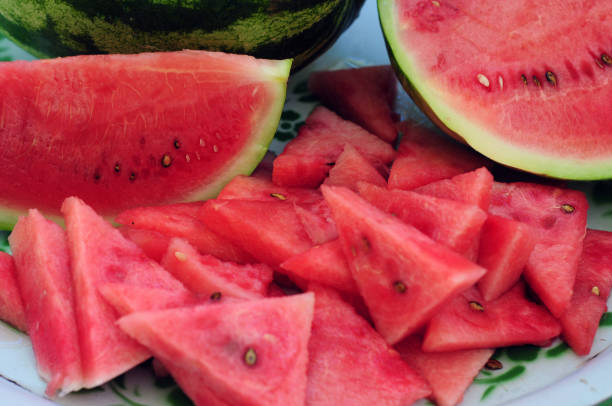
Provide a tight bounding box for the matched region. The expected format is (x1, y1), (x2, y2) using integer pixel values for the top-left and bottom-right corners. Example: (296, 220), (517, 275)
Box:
(323, 144), (387, 191)
(379, 0), (612, 180)
(218, 174), (323, 205)
(306, 284), (431, 406)
(62, 196), (190, 388)
(8, 209), (83, 396)
(308, 65), (399, 143)
(396, 335), (493, 406)
(161, 238), (273, 300)
(560, 229), (612, 355)
(0, 51), (291, 227)
(322, 185), (486, 344)
(118, 293), (315, 406)
(489, 182), (588, 317)
(388, 121), (491, 190)
(293, 202), (338, 245)
(0, 252), (26, 331)
(98, 283), (201, 316)
(272, 106), (396, 188)
(119, 227), (172, 263)
(423, 284), (562, 352)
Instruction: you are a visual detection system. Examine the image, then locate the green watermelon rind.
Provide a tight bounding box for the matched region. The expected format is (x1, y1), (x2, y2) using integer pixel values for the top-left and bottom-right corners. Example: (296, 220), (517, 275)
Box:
(378, 0), (612, 180)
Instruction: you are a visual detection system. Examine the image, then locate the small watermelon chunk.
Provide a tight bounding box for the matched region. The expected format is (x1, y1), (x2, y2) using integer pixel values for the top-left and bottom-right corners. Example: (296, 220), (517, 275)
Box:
(218, 174), (322, 205)
(489, 182), (588, 317)
(161, 238), (273, 300)
(560, 229), (612, 356)
(388, 122), (491, 190)
(272, 106), (396, 188)
(98, 283), (202, 316)
(8, 209), (82, 396)
(322, 185), (486, 344)
(477, 215), (536, 301)
(396, 335), (493, 406)
(308, 65), (399, 143)
(0, 252), (26, 331)
(115, 203), (254, 264)
(118, 293), (315, 406)
(306, 284), (431, 406)
(357, 182), (487, 258)
(293, 202), (338, 245)
(119, 227), (172, 263)
(423, 284), (561, 352)
(415, 167), (494, 211)
(323, 144), (387, 191)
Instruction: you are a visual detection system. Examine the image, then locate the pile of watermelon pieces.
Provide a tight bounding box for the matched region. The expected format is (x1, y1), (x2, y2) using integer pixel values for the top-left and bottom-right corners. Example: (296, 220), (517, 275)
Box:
(1, 65), (612, 406)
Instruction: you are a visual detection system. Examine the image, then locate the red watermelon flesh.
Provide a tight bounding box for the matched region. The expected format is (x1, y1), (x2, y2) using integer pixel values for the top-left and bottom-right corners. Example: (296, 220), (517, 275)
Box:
(322, 185), (486, 344)
(62, 196), (192, 388)
(489, 182), (588, 317)
(422, 283), (562, 352)
(98, 283), (202, 316)
(395, 335), (493, 406)
(118, 293), (315, 406)
(198, 199), (313, 270)
(560, 229), (612, 356)
(323, 144), (387, 191)
(388, 121), (491, 190)
(8, 209), (83, 396)
(415, 166), (494, 211)
(477, 215), (536, 301)
(161, 238), (273, 300)
(280, 239), (358, 295)
(0, 51), (290, 225)
(294, 203), (338, 245)
(120, 227), (171, 262)
(306, 284), (431, 406)
(357, 182), (487, 259)
(0, 252), (26, 331)
(272, 106), (396, 188)
(115, 203), (254, 264)
(308, 65), (399, 143)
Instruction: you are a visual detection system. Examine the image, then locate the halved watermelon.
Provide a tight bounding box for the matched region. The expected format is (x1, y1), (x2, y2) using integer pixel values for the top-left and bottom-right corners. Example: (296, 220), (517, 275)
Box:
(0, 51), (291, 227)
(379, 0), (612, 179)
(0, 252), (26, 332)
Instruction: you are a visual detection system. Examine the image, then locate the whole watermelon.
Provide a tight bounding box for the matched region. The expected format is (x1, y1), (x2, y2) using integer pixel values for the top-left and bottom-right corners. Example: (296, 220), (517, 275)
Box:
(0, 0), (364, 70)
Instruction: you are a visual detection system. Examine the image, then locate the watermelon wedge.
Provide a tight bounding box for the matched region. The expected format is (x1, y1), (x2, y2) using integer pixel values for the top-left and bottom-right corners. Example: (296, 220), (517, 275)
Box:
(118, 293), (315, 406)
(119, 227), (172, 263)
(98, 283), (201, 316)
(0, 252), (26, 332)
(322, 185), (486, 344)
(0, 51), (291, 227)
(323, 144), (388, 191)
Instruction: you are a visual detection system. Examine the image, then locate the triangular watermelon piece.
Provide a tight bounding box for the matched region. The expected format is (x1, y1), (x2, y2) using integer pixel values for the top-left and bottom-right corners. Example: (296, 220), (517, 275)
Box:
(422, 283), (561, 352)
(306, 284), (431, 406)
(8, 209), (82, 396)
(477, 215), (536, 301)
(395, 335), (493, 406)
(388, 122), (491, 190)
(560, 229), (612, 355)
(161, 238), (273, 300)
(357, 182), (487, 259)
(322, 185), (486, 344)
(293, 202), (338, 245)
(323, 144), (387, 191)
(118, 293), (315, 406)
(0, 252), (26, 332)
(198, 199), (313, 269)
(119, 227), (171, 262)
(115, 203), (254, 264)
(98, 283), (202, 316)
(414, 166), (494, 211)
(218, 174), (323, 205)
(308, 65), (399, 143)
(489, 182), (589, 317)
(62, 196), (190, 388)
(272, 106), (396, 188)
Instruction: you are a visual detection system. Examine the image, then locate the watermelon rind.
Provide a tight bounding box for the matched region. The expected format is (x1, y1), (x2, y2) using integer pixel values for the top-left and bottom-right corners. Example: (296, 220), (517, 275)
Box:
(378, 0), (612, 180)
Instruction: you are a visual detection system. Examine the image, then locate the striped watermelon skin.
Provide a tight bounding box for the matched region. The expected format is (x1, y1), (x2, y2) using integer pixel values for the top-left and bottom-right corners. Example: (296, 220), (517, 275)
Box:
(0, 0), (364, 70)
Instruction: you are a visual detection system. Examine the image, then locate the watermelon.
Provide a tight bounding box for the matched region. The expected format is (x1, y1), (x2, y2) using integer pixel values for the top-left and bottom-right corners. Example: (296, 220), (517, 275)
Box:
(8, 209), (83, 396)
(323, 144), (388, 191)
(489, 182), (588, 317)
(396, 335), (494, 406)
(379, 0), (612, 179)
(0, 252), (26, 331)
(0, 51), (290, 228)
(560, 229), (612, 356)
(306, 284), (431, 406)
(322, 185), (486, 344)
(118, 293), (315, 406)
(423, 284), (562, 352)
(98, 283), (201, 316)
(0, 0), (364, 71)
(119, 227), (172, 263)
(308, 65), (399, 142)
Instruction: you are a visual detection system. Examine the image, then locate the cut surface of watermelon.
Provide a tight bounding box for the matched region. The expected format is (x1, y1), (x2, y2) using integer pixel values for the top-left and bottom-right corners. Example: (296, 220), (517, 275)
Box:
(0, 252), (26, 332)
(0, 51), (290, 227)
(323, 144), (387, 191)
